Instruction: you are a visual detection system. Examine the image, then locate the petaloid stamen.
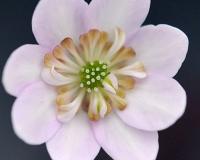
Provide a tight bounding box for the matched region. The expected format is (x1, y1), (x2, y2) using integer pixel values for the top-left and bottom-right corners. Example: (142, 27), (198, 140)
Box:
(42, 28), (146, 122)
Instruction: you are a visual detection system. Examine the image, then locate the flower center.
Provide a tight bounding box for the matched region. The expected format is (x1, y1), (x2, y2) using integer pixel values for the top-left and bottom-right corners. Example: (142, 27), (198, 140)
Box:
(79, 60), (110, 92)
(42, 28), (147, 122)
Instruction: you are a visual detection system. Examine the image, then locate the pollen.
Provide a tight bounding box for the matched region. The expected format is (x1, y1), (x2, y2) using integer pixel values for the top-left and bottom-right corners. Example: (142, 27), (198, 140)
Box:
(80, 60), (110, 92)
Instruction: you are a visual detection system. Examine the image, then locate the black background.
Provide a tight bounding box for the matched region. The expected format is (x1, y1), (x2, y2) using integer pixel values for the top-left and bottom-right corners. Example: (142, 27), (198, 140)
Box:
(0, 0), (199, 159)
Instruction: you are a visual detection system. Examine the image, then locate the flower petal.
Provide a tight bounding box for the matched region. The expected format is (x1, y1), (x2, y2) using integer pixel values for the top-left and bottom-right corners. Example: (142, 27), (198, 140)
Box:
(2, 45), (48, 96)
(46, 111), (100, 160)
(86, 0), (150, 35)
(12, 82), (61, 145)
(32, 0), (88, 48)
(117, 74), (186, 131)
(129, 25), (189, 77)
(92, 113), (158, 160)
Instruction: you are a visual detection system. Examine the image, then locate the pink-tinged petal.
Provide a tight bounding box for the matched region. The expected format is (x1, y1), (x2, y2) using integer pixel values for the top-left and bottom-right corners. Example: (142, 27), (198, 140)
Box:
(47, 111), (100, 160)
(12, 82), (61, 145)
(117, 74), (186, 131)
(92, 113), (158, 160)
(2, 45), (48, 96)
(129, 25), (189, 77)
(86, 0), (150, 35)
(32, 0), (88, 48)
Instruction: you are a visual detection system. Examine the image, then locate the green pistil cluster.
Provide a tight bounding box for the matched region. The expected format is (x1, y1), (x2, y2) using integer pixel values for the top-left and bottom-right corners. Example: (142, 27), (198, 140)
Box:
(80, 60), (110, 92)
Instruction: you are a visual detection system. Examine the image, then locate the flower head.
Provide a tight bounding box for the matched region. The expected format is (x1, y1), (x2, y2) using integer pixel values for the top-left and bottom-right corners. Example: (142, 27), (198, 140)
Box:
(2, 0), (188, 160)
(42, 28), (146, 122)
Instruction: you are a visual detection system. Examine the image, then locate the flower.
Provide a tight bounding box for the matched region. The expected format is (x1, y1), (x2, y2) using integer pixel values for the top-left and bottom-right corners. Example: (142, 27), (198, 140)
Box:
(2, 0), (188, 160)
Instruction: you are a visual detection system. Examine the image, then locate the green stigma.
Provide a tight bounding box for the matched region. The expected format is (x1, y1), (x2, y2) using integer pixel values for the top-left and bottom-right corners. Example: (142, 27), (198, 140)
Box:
(79, 60), (110, 92)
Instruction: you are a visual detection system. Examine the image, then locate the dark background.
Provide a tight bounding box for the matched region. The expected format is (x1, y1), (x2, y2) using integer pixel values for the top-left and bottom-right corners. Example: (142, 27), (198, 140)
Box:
(0, 0), (199, 159)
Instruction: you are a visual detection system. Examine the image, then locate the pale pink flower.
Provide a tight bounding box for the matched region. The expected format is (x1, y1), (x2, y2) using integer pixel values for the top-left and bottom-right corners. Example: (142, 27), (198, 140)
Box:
(2, 0), (188, 160)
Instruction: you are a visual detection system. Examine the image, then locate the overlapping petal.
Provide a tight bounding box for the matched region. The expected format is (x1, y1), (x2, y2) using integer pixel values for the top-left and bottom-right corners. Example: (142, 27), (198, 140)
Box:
(117, 74), (186, 131)
(128, 24), (189, 77)
(86, 0), (150, 36)
(47, 111), (100, 160)
(2, 45), (48, 96)
(12, 82), (61, 145)
(92, 113), (159, 160)
(32, 0), (88, 48)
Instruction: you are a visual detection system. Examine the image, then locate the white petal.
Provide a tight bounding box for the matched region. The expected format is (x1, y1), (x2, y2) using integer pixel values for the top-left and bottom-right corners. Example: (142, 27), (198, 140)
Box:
(86, 0), (150, 35)
(47, 112), (100, 160)
(32, 0), (88, 48)
(2, 45), (48, 96)
(92, 113), (159, 160)
(129, 25), (189, 77)
(117, 74), (186, 131)
(12, 82), (61, 145)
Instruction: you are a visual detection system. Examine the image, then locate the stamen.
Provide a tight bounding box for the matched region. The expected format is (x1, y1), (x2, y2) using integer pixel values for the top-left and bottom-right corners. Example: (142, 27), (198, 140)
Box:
(42, 28), (145, 121)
